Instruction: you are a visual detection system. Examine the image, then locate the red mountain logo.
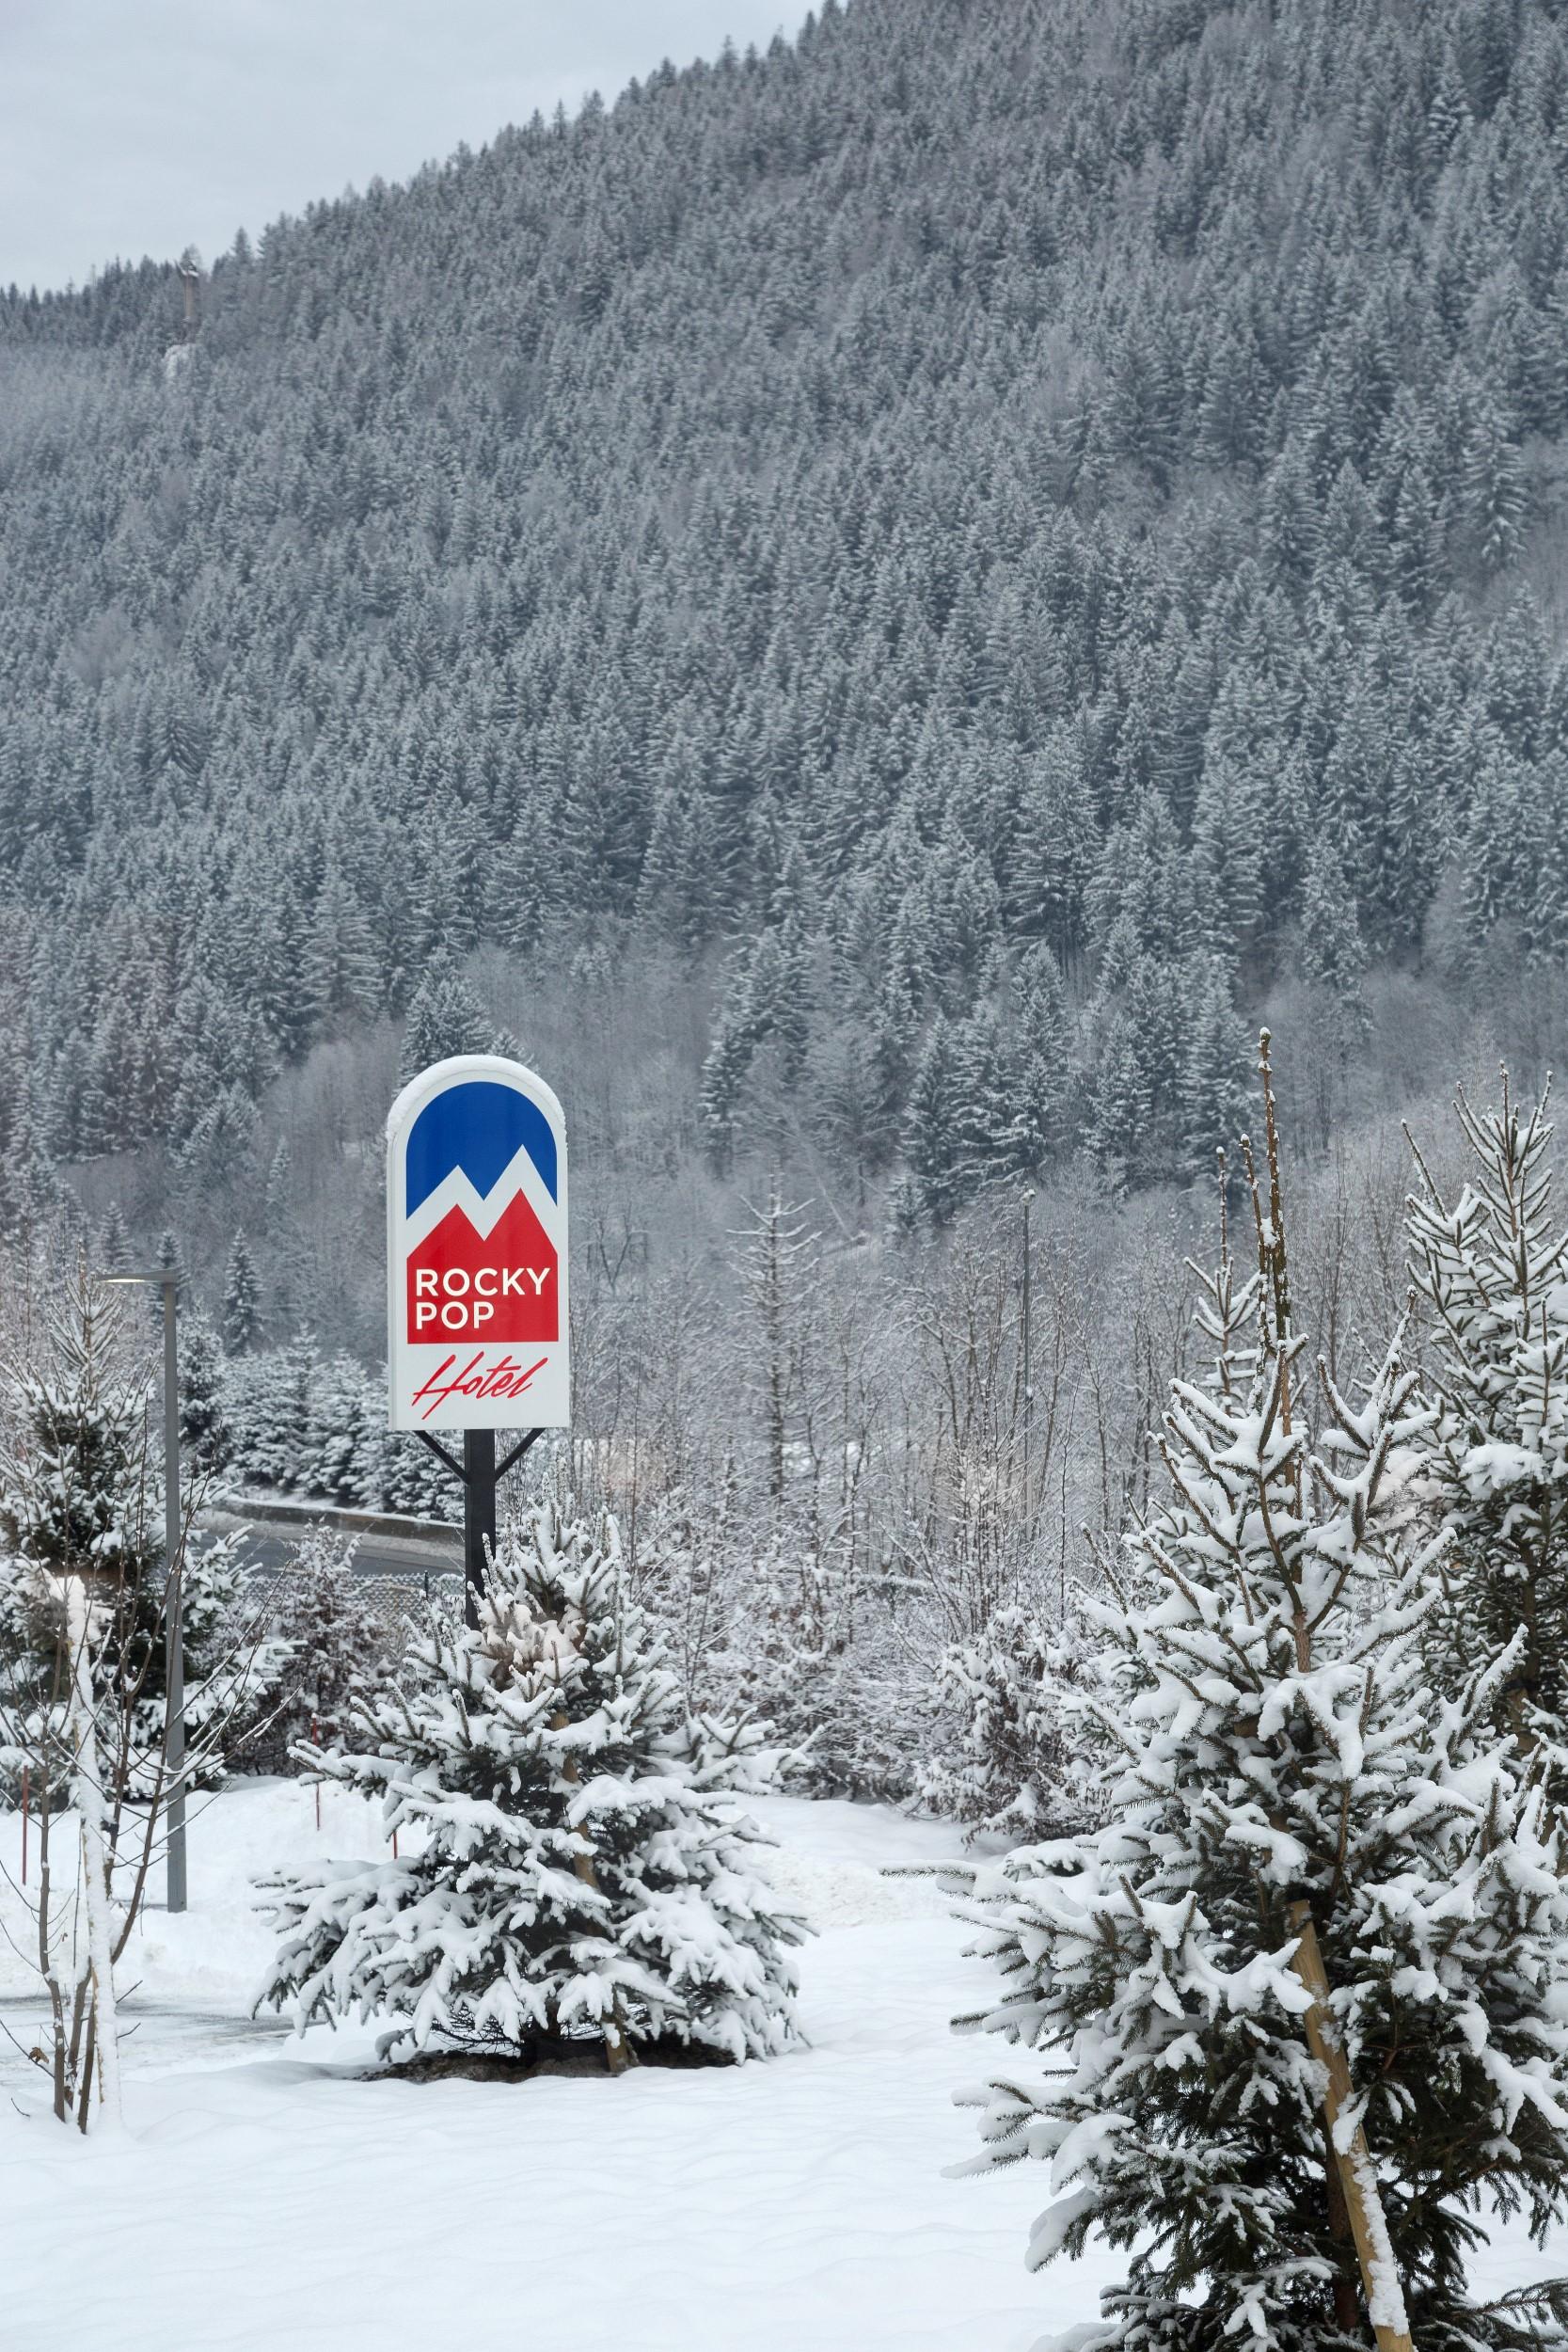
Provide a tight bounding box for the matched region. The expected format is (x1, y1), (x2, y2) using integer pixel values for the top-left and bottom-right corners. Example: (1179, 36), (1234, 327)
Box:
(405, 1191), (558, 1344)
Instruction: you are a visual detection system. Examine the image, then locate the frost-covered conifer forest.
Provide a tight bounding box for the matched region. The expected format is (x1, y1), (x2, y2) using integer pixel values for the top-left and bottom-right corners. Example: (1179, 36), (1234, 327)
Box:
(12, 0), (1568, 2344)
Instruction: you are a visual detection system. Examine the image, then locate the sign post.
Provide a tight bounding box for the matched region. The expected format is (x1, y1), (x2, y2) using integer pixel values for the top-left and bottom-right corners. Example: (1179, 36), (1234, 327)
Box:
(387, 1056), (571, 1623)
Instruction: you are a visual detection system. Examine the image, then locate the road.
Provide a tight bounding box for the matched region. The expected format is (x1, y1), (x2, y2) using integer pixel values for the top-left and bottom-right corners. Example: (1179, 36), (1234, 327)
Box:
(203, 1505), (462, 1585)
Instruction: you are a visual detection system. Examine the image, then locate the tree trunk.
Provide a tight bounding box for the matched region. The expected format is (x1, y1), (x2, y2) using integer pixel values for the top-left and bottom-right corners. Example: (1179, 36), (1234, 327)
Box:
(552, 1709), (631, 2075)
(65, 1576), (121, 2132)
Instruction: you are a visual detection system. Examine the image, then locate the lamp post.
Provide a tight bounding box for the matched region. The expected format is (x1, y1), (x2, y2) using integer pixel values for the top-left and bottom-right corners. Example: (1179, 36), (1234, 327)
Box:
(98, 1267), (185, 1913)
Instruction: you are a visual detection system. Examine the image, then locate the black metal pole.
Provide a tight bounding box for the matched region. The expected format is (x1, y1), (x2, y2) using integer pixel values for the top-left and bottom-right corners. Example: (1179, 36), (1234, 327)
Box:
(463, 1427), (497, 1629)
(162, 1277), (186, 1913)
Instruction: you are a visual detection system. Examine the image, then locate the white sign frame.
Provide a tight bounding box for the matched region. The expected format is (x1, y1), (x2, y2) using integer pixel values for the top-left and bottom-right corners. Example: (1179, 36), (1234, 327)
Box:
(386, 1054), (570, 1432)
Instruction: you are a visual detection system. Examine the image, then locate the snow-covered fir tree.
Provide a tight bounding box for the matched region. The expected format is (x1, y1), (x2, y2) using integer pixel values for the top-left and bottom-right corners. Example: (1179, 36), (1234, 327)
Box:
(901, 1017), (968, 1226)
(377, 1414), (463, 1522)
(258, 1502), (805, 2068)
(229, 1328), (317, 1493)
(0, 1272), (277, 1796)
(1, 1502), (270, 1796)
(0, 1271), (166, 1794)
(0, 1271), (152, 2126)
(95, 1201), (131, 1272)
(1407, 1076), (1568, 1809)
(1300, 838), (1370, 1013)
(955, 1041), (1568, 2351)
(305, 1353), (383, 1504)
(222, 1232), (261, 1354)
(178, 1311), (231, 1473)
(398, 950), (511, 1087)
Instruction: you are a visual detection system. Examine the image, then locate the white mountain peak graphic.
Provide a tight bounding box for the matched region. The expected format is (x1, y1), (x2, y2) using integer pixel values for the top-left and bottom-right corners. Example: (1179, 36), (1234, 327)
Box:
(402, 1141), (557, 1252)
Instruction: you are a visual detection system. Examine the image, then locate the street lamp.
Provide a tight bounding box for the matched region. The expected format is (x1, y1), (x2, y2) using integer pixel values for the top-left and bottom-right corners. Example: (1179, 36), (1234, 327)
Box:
(96, 1267), (185, 1913)
(1021, 1188), (1036, 1520)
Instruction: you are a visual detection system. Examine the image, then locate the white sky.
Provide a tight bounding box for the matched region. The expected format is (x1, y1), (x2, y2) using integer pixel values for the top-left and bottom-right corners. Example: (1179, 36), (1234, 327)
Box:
(1, 0), (811, 293)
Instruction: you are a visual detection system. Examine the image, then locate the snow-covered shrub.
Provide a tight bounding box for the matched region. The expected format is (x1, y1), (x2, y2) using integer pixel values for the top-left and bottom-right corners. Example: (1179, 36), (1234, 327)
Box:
(956, 1059), (1568, 2350)
(919, 1604), (1107, 1843)
(245, 1526), (393, 1775)
(721, 1542), (918, 1800)
(137, 1527), (287, 1790)
(257, 1502), (806, 2067)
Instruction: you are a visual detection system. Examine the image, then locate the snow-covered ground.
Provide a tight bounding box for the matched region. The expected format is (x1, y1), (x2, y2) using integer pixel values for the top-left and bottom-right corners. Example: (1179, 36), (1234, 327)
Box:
(0, 1784), (1561, 2352)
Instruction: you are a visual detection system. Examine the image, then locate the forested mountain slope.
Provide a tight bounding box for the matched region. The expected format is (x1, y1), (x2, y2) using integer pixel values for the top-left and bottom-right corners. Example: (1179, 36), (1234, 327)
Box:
(2, 0), (1566, 1248)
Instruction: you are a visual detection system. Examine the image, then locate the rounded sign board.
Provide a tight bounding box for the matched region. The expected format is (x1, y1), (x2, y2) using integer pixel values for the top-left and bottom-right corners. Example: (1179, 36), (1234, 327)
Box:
(387, 1056), (570, 1431)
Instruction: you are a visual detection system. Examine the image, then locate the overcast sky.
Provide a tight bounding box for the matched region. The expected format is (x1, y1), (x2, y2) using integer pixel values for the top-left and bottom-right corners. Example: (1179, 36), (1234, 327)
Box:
(2, 0), (810, 293)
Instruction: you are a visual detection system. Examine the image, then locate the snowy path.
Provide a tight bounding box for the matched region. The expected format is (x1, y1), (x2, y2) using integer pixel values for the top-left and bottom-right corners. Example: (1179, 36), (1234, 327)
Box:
(0, 1785), (1561, 2352)
(0, 1785), (1068, 2352)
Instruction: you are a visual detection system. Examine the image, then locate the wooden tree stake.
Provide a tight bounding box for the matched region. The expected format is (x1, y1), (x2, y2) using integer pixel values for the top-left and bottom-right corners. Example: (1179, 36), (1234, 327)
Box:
(1286, 1901), (1414, 2352)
